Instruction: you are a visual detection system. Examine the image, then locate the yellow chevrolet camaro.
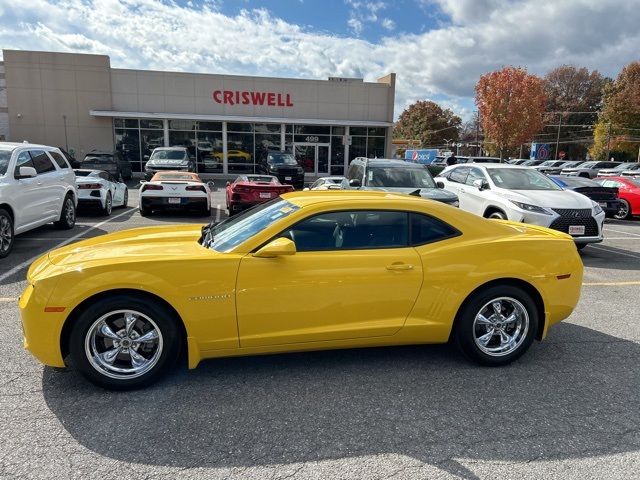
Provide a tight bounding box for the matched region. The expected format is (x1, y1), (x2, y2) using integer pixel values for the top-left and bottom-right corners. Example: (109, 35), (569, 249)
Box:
(20, 191), (583, 389)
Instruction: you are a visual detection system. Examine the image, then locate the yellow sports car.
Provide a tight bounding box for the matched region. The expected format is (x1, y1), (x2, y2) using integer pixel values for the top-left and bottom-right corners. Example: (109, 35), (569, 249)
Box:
(20, 191), (583, 390)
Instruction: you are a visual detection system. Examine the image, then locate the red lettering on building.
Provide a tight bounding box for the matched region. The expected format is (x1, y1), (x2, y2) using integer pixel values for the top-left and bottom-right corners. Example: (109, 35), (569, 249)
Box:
(211, 90), (294, 107)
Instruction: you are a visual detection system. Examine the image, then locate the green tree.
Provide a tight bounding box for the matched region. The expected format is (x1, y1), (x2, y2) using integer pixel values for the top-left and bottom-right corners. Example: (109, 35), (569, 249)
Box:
(393, 100), (462, 148)
(590, 61), (640, 161)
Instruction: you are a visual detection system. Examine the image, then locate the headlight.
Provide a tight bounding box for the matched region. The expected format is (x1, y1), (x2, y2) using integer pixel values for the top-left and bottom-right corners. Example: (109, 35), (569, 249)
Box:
(509, 200), (552, 215)
(592, 201), (603, 215)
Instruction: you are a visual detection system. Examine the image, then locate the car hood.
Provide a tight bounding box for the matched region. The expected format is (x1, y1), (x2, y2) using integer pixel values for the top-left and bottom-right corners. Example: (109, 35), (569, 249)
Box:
(364, 186), (458, 203)
(47, 224), (207, 267)
(147, 159), (189, 166)
(499, 189), (593, 209)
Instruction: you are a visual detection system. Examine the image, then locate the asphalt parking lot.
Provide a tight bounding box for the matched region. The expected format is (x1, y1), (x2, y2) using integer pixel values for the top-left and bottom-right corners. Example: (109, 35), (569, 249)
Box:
(1, 185), (639, 480)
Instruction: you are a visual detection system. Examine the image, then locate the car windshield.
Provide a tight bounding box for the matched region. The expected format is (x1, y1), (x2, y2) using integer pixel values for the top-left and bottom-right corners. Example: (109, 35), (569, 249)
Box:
(83, 156), (114, 164)
(267, 152), (298, 165)
(201, 199), (300, 252)
(151, 150), (186, 160)
(0, 150), (11, 175)
(577, 161), (598, 168)
(610, 163), (635, 170)
(488, 168), (562, 191)
(562, 161), (582, 167)
(538, 160), (556, 167)
(367, 166), (436, 188)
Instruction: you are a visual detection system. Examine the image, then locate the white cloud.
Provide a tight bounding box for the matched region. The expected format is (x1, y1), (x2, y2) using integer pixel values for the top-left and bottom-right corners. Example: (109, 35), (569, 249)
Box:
(0, 0), (638, 121)
(381, 18), (395, 31)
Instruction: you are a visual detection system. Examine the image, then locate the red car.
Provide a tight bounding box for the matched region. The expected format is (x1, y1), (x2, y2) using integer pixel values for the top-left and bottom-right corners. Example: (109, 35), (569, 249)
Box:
(595, 176), (640, 219)
(226, 174), (294, 214)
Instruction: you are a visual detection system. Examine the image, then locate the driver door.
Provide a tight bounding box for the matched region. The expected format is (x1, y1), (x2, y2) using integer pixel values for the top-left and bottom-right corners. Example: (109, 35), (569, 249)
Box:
(235, 210), (423, 347)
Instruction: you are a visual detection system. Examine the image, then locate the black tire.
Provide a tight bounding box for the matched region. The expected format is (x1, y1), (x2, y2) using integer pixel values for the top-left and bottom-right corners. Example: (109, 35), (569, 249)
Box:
(121, 188), (129, 208)
(202, 204), (212, 217)
(139, 202), (151, 217)
(454, 285), (539, 366)
(613, 199), (631, 220)
(486, 210), (507, 220)
(101, 192), (113, 216)
(0, 208), (15, 259)
(68, 294), (181, 390)
(54, 194), (76, 229)
(576, 243), (587, 251)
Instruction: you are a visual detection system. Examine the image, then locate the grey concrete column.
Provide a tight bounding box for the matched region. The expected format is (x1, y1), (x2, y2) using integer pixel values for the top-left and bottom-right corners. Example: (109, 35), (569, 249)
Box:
(222, 121), (228, 175)
(163, 119), (169, 146)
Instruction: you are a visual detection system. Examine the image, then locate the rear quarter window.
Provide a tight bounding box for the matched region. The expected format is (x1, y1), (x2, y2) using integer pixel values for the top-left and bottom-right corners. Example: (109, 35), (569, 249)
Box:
(411, 213), (459, 245)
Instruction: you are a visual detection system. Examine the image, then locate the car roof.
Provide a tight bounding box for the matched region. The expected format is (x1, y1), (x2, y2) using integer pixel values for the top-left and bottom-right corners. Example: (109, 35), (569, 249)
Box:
(154, 146), (187, 151)
(281, 190), (431, 208)
(0, 142), (55, 151)
(355, 158), (427, 168)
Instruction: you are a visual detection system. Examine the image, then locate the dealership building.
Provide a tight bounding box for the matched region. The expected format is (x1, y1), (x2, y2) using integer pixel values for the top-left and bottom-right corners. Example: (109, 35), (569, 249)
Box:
(0, 50), (395, 178)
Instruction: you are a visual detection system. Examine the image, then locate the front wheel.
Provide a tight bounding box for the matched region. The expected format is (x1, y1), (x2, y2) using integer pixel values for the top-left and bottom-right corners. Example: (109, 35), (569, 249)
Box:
(68, 295), (180, 390)
(0, 208), (14, 259)
(454, 285), (538, 366)
(613, 199), (631, 220)
(54, 195), (76, 229)
(487, 210), (507, 220)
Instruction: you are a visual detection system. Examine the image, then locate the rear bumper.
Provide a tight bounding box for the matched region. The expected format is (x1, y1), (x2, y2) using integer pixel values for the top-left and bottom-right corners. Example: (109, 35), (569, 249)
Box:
(141, 196), (208, 210)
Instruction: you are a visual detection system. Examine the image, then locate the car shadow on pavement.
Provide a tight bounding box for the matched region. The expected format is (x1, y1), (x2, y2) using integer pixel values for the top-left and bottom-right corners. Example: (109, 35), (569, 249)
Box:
(580, 244), (640, 270)
(41, 323), (639, 478)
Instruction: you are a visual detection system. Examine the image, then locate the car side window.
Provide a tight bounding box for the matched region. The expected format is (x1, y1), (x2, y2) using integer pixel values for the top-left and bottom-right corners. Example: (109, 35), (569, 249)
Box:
(281, 210), (409, 251)
(448, 167), (469, 184)
(30, 150), (56, 174)
(49, 151), (69, 169)
(14, 151), (35, 176)
(465, 167), (486, 186)
(410, 213), (459, 246)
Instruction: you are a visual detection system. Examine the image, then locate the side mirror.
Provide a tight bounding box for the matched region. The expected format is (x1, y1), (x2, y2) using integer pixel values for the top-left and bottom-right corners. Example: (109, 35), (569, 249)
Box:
(16, 166), (37, 179)
(349, 178), (361, 188)
(436, 181), (444, 189)
(143, 155), (149, 160)
(253, 237), (296, 258)
(473, 179), (489, 190)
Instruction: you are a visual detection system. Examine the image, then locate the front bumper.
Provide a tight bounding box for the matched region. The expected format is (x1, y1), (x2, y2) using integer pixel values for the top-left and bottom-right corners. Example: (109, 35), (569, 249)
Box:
(512, 209), (605, 244)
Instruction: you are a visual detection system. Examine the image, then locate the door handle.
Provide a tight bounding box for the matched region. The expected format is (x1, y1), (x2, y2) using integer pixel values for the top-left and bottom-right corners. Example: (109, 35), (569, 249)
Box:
(386, 263), (414, 271)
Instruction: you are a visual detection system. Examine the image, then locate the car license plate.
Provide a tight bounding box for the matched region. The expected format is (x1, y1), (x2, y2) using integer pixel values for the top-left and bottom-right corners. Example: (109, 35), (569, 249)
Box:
(285, 176), (292, 181)
(598, 202), (607, 208)
(168, 197), (181, 204)
(259, 192), (272, 199)
(568, 225), (585, 236)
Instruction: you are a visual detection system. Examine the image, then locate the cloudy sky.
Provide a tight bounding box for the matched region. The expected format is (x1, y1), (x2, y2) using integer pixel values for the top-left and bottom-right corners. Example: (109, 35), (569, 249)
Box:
(1, 0), (638, 119)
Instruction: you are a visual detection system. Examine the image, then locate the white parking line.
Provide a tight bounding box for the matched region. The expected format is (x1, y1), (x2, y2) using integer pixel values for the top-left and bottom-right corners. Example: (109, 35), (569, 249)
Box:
(215, 204), (221, 223)
(589, 245), (640, 259)
(0, 208), (132, 284)
(604, 227), (640, 237)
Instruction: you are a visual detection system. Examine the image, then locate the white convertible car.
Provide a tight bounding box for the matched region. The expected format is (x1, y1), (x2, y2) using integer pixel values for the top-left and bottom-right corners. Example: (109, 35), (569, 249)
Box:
(139, 171), (212, 216)
(436, 163), (605, 249)
(74, 169), (128, 215)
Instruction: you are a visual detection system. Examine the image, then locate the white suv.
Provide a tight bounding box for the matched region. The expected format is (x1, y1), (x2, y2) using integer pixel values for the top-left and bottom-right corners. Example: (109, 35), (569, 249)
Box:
(0, 142), (78, 258)
(437, 163), (605, 249)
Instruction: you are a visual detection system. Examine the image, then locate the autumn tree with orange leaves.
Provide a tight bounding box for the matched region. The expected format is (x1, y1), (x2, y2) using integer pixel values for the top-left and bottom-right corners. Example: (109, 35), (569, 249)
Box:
(475, 67), (546, 160)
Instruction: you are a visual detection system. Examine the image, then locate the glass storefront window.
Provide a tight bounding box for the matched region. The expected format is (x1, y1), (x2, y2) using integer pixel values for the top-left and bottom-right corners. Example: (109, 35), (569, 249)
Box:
(141, 129), (165, 163)
(294, 134), (330, 144)
(254, 123), (281, 133)
(350, 127), (367, 136)
(349, 136), (367, 162)
(368, 127), (386, 137)
(294, 125), (330, 135)
(197, 121), (222, 131)
(228, 122), (254, 132)
(140, 119), (163, 129)
(331, 136), (345, 175)
(285, 124), (293, 134)
(196, 131), (223, 173)
(115, 128), (141, 172)
(227, 132), (255, 173)
(367, 136), (385, 158)
(255, 134), (281, 164)
(169, 131), (196, 159)
(169, 120), (196, 131)
(332, 126), (346, 136)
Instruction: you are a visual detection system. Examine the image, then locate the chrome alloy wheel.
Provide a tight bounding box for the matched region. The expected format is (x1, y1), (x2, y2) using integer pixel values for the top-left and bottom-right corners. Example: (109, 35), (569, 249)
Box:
(0, 216), (12, 253)
(85, 310), (163, 380)
(64, 198), (75, 225)
(472, 297), (529, 357)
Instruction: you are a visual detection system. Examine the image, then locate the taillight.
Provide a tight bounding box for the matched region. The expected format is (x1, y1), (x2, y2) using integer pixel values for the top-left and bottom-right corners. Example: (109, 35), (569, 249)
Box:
(186, 185), (206, 192)
(142, 184), (163, 192)
(234, 187), (249, 193)
(78, 183), (102, 189)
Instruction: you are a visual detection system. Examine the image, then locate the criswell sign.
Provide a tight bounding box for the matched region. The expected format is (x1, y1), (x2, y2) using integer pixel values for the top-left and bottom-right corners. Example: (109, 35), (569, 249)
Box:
(212, 90), (294, 107)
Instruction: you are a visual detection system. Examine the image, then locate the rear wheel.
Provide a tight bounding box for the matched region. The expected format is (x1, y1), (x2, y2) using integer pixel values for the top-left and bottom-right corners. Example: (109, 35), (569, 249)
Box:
(122, 188), (129, 208)
(101, 192), (113, 216)
(54, 194), (76, 229)
(68, 294), (180, 390)
(454, 285), (538, 366)
(139, 201), (151, 217)
(613, 199), (631, 220)
(0, 209), (14, 259)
